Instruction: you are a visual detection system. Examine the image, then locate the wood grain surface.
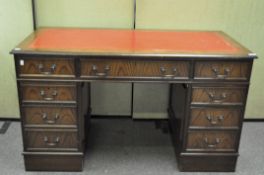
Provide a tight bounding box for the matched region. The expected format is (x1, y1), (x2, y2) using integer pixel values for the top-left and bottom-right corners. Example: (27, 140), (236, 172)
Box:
(20, 83), (76, 103)
(194, 61), (251, 80)
(23, 106), (77, 126)
(24, 129), (78, 151)
(192, 87), (246, 105)
(81, 59), (189, 78)
(18, 57), (75, 77)
(190, 108), (241, 128)
(186, 131), (237, 151)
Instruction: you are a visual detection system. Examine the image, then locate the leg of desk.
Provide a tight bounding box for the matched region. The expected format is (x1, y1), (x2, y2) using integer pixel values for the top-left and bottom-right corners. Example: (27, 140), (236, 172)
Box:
(79, 82), (91, 152)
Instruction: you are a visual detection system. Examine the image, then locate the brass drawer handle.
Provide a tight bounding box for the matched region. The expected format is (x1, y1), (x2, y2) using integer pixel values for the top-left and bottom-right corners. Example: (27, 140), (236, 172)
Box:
(208, 92), (227, 103)
(206, 115), (224, 125)
(204, 137), (220, 148)
(42, 113), (60, 124)
(92, 65), (110, 77)
(38, 63), (56, 75)
(211, 67), (230, 79)
(160, 67), (177, 77)
(40, 90), (58, 101)
(43, 136), (60, 146)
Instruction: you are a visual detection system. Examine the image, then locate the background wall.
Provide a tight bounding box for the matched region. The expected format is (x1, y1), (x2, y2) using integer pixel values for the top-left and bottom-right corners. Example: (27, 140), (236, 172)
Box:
(0, 0), (263, 119)
(136, 0), (264, 119)
(0, 0), (33, 118)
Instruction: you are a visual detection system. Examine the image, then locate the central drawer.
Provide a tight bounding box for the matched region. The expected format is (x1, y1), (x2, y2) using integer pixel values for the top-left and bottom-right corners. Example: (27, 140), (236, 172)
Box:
(20, 83), (76, 104)
(80, 59), (189, 79)
(24, 129), (78, 151)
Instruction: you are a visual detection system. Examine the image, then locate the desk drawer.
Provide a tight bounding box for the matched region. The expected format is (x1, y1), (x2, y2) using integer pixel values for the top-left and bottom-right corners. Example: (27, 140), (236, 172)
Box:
(80, 59), (189, 79)
(24, 129), (78, 151)
(135, 60), (189, 78)
(191, 87), (246, 105)
(20, 83), (76, 103)
(186, 131), (237, 152)
(194, 61), (251, 80)
(190, 108), (241, 128)
(17, 57), (75, 78)
(22, 106), (77, 127)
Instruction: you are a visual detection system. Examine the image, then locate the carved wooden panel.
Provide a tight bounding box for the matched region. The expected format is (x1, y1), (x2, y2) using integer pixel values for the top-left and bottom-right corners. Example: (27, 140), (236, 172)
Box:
(18, 58), (75, 77)
(186, 131), (237, 151)
(23, 106), (77, 126)
(20, 83), (76, 103)
(194, 61), (251, 80)
(190, 108), (241, 128)
(24, 129), (78, 151)
(80, 59), (189, 79)
(192, 87), (246, 105)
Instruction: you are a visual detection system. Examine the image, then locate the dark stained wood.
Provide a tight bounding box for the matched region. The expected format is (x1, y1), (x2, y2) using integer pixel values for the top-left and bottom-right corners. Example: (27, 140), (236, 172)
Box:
(194, 61), (251, 80)
(80, 59), (189, 78)
(24, 129), (78, 151)
(20, 83), (76, 103)
(77, 82), (91, 152)
(186, 130), (237, 152)
(81, 59), (135, 77)
(24, 153), (83, 171)
(17, 57), (75, 78)
(22, 106), (77, 127)
(192, 87), (247, 105)
(134, 60), (189, 78)
(177, 154), (237, 172)
(190, 108), (241, 128)
(11, 28), (257, 172)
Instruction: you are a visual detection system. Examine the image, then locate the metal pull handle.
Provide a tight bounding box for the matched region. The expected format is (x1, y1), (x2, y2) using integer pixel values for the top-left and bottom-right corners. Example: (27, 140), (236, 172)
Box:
(160, 67), (177, 77)
(38, 63), (56, 75)
(206, 115), (224, 125)
(40, 90), (58, 101)
(43, 136), (60, 146)
(42, 113), (59, 124)
(92, 65), (110, 77)
(208, 92), (227, 103)
(211, 67), (230, 79)
(204, 137), (220, 148)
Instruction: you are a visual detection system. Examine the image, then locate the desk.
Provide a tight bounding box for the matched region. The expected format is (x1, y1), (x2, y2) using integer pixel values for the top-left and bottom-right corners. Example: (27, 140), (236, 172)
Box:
(11, 28), (257, 172)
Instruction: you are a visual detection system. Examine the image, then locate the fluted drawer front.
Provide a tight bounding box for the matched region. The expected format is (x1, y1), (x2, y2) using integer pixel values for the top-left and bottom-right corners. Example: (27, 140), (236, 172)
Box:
(190, 108), (241, 128)
(17, 58), (75, 77)
(186, 131), (237, 152)
(25, 129), (78, 151)
(80, 59), (189, 79)
(23, 106), (77, 126)
(192, 87), (247, 105)
(20, 83), (76, 103)
(194, 61), (251, 80)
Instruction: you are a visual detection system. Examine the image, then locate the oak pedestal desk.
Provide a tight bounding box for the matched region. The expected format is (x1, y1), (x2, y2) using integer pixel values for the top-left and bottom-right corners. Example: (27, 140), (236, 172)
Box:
(11, 28), (257, 172)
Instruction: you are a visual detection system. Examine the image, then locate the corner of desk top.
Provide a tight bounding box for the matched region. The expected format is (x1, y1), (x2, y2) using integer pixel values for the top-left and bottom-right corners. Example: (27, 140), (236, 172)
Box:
(10, 48), (21, 55)
(248, 52), (258, 59)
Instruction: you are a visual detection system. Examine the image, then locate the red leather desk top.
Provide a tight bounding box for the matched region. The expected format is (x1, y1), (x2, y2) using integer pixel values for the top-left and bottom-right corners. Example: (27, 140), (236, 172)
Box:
(14, 28), (250, 56)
